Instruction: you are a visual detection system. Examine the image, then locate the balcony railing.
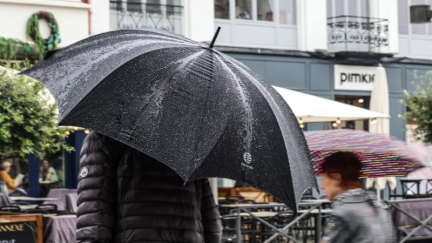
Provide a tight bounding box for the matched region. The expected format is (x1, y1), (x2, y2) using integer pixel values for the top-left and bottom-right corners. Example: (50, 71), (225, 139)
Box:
(327, 16), (389, 53)
(110, 1), (183, 35)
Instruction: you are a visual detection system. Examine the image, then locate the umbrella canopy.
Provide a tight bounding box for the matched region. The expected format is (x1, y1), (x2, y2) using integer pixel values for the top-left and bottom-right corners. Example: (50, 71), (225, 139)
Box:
(22, 29), (316, 211)
(305, 129), (424, 178)
(273, 86), (389, 123)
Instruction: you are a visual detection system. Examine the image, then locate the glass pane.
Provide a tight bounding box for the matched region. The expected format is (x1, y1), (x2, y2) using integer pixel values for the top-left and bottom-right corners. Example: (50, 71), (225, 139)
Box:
(411, 0), (426, 34)
(127, 0), (143, 12)
(327, 0), (333, 18)
(236, 0), (252, 20)
(258, 0), (274, 21)
(398, 0), (408, 34)
(335, 0), (344, 17)
(146, 0), (161, 14)
(215, 0), (230, 19)
(280, 0), (296, 25)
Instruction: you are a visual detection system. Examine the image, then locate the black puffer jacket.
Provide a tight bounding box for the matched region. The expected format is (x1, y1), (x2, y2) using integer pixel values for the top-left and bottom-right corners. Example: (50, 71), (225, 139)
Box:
(76, 132), (222, 243)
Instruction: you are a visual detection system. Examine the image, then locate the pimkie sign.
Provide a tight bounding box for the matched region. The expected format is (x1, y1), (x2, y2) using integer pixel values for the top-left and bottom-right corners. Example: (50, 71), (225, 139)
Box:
(334, 65), (377, 91)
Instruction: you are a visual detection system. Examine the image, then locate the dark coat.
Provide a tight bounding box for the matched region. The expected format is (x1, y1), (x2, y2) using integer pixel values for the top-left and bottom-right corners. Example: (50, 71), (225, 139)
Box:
(76, 132), (222, 243)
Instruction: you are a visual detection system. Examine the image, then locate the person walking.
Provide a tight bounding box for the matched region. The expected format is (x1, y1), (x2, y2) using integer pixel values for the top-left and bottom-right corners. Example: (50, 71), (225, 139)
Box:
(76, 131), (222, 243)
(319, 152), (392, 243)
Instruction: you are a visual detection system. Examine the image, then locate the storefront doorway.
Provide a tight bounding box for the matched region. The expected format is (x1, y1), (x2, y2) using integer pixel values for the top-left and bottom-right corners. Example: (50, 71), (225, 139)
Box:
(329, 95), (370, 131)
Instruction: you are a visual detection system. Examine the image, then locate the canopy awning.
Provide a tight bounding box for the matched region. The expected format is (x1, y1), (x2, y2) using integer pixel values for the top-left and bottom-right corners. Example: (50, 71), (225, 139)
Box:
(273, 86), (390, 123)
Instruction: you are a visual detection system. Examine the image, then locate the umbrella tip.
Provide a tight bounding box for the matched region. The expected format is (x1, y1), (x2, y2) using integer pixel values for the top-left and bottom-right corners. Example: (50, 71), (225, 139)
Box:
(209, 27), (221, 49)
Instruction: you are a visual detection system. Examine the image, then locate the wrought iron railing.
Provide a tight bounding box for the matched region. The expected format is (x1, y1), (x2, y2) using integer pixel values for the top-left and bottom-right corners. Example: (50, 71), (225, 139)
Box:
(110, 1), (183, 35)
(327, 16), (389, 53)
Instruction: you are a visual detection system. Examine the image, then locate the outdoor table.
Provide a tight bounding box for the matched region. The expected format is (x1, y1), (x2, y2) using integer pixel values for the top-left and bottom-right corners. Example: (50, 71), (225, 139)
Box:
(0, 192), (14, 206)
(219, 202), (325, 243)
(66, 193), (78, 213)
(10, 196), (59, 202)
(43, 188), (77, 211)
(233, 211), (279, 218)
(18, 205), (38, 210)
(43, 214), (77, 243)
(386, 198), (432, 243)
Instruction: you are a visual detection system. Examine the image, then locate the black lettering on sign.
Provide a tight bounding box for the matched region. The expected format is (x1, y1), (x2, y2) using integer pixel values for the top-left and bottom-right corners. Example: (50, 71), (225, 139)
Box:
(0, 222), (37, 243)
(340, 73), (347, 85)
(340, 73), (375, 85)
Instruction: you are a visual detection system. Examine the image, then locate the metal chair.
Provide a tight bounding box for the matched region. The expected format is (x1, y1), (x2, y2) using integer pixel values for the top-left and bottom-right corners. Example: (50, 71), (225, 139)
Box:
(0, 181), (9, 195)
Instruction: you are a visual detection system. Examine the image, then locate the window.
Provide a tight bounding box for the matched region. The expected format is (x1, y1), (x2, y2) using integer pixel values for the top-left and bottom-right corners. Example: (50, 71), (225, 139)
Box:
(215, 0), (296, 25)
(257, 0), (273, 21)
(398, 0), (409, 34)
(279, 0), (296, 25)
(236, 0), (252, 20)
(411, 0), (426, 34)
(401, 0), (432, 35)
(215, 0), (230, 19)
(326, 0), (369, 17)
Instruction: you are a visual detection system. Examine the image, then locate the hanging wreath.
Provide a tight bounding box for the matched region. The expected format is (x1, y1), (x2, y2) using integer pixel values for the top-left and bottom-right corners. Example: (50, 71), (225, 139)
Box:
(26, 11), (61, 59)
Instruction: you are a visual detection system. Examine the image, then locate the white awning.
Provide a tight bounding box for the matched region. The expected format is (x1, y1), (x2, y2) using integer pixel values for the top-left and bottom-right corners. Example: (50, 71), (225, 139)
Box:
(273, 86), (390, 123)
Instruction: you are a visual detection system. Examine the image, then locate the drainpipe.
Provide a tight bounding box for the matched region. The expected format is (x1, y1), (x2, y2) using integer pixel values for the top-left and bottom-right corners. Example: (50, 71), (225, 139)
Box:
(83, 0), (91, 35)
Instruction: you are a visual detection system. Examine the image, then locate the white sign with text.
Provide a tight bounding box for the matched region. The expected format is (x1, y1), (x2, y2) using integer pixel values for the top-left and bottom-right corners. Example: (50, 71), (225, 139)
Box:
(334, 65), (377, 91)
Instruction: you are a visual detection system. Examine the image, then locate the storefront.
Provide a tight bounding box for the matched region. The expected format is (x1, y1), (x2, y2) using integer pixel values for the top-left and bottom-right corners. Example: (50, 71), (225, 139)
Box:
(219, 48), (432, 141)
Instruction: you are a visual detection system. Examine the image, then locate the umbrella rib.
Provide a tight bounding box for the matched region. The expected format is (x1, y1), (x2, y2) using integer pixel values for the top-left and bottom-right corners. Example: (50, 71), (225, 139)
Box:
(187, 51), (215, 179)
(224, 57), (312, 206)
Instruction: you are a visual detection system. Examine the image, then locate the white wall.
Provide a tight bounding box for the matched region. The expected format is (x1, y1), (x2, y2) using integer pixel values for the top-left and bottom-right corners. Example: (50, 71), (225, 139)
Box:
(184, 0), (214, 42)
(297, 0), (327, 52)
(369, 0), (399, 54)
(0, 0), (90, 47)
(90, 0), (110, 35)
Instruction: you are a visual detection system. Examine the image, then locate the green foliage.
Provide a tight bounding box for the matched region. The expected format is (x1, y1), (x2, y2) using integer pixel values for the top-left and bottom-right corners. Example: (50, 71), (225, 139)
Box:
(26, 14), (44, 60)
(0, 37), (38, 64)
(0, 38), (19, 60)
(26, 12), (61, 60)
(402, 71), (432, 145)
(0, 66), (73, 160)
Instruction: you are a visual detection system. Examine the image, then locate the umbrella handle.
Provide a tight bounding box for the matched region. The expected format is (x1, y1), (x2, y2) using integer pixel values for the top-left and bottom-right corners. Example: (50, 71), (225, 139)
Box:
(209, 27), (221, 49)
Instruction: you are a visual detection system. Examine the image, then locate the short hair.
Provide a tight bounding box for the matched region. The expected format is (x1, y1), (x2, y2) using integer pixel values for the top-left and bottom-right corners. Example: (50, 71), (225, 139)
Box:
(322, 152), (362, 186)
(0, 161), (12, 170)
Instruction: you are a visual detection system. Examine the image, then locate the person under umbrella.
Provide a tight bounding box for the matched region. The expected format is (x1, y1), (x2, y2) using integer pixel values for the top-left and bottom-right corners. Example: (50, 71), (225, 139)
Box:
(319, 152), (392, 243)
(22, 28), (316, 242)
(77, 131), (222, 243)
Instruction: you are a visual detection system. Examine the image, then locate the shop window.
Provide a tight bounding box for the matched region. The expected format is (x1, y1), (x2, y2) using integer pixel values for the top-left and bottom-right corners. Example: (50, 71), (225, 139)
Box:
(236, 0), (252, 20)
(329, 95), (370, 131)
(215, 0), (230, 19)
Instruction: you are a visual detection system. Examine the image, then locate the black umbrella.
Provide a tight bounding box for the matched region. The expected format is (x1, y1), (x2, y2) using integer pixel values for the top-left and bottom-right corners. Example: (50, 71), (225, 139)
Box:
(22, 28), (316, 211)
